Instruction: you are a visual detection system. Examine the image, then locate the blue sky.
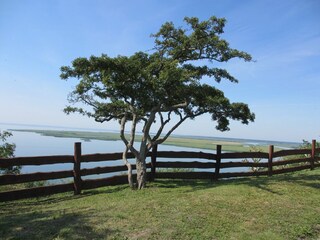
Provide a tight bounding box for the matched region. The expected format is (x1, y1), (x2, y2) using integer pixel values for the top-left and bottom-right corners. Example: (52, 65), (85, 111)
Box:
(0, 0), (319, 142)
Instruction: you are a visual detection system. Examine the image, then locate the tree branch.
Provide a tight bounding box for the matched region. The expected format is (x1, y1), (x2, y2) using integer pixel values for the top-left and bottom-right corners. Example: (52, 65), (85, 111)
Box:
(152, 111), (172, 142)
(153, 111), (206, 148)
(120, 114), (139, 157)
(120, 115), (128, 145)
(141, 111), (156, 152)
(122, 146), (134, 189)
(128, 113), (139, 158)
(162, 101), (188, 111)
(153, 115), (188, 147)
(79, 95), (99, 109)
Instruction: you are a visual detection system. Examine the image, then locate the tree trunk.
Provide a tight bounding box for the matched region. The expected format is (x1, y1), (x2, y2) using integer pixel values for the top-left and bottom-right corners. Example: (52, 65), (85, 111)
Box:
(126, 162), (134, 189)
(122, 149), (134, 189)
(136, 156), (147, 189)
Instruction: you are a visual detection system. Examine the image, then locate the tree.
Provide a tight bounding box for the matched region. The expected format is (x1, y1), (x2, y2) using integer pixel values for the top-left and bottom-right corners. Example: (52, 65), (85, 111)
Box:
(301, 139), (320, 159)
(0, 130), (20, 174)
(61, 16), (255, 189)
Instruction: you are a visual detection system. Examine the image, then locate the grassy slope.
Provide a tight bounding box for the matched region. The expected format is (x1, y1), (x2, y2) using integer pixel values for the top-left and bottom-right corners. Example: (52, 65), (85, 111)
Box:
(12, 129), (274, 152)
(1, 168), (320, 240)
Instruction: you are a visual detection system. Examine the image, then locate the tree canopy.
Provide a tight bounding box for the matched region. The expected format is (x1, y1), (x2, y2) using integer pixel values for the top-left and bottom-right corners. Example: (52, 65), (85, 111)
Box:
(0, 130), (19, 174)
(61, 16), (255, 188)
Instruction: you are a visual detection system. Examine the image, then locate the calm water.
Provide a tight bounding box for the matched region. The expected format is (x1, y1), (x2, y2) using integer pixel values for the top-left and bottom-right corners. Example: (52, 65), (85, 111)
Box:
(0, 123), (250, 178)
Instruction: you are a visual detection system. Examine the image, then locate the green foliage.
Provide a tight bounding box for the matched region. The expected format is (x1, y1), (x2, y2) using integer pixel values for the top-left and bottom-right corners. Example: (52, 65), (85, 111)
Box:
(61, 16), (256, 187)
(0, 131), (15, 158)
(61, 16), (255, 135)
(276, 139), (319, 169)
(243, 146), (265, 172)
(301, 139), (320, 158)
(24, 181), (48, 189)
(157, 168), (195, 173)
(0, 130), (20, 174)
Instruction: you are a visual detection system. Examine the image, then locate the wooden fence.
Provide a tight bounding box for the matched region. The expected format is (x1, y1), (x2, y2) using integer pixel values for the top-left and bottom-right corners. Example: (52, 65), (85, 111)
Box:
(0, 140), (319, 202)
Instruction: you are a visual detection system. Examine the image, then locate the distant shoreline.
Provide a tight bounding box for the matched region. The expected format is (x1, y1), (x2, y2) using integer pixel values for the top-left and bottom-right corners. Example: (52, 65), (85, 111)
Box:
(9, 128), (301, 152)
(0, 122), (301, 144)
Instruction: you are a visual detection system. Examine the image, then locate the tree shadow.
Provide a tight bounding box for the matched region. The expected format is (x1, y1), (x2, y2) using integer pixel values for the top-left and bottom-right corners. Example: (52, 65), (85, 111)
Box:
(151, 169), (320, 195)
(219, 170), (320, 195)
(0, 185), (130, 209)
(0, 208), (116, 239)
(1, 170), (318, 210)
(84, 184), (129, 195)
(151, 178), (219, 192)
(0, 170), (318, 239)
(221, 176), (284, 195)
(0, 192), (96, 209)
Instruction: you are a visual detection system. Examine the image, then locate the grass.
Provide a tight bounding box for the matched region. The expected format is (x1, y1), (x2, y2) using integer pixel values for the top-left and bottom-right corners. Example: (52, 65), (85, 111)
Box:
(1, 168), (320, 239)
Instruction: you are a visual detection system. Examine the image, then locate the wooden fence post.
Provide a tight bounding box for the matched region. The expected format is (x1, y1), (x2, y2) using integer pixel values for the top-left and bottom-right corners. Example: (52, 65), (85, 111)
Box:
(150, 144), (158, 181)
(214, 145), (222, 181)
(74, 142), (82, 195)
(268, 145), (274, 176)
(311, 139), (316, 170)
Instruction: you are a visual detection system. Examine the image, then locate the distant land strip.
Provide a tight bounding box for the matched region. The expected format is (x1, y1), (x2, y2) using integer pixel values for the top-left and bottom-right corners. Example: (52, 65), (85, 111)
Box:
(10, 129), (300, 152)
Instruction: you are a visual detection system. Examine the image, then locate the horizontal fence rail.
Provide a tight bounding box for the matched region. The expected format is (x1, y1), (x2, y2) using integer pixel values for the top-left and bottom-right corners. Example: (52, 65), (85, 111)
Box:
(156, 151), (215, 159)
(0, 155), (74, 167)
(0, 170), (74, 185)
(0, 140), (319, 201)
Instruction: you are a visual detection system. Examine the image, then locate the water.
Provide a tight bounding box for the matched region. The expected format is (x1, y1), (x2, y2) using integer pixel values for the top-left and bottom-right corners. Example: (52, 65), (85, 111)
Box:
(0, 123), (254, 179)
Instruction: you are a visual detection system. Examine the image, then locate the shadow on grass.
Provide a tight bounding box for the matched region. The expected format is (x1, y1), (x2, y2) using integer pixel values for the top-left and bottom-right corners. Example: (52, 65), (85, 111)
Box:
(221, 170), (320, 194)
(0, 192), (97, 209)
(151, 177), (285, 195)
(151, 169), (320, 194)
(0, 208), (116, 239)
(0, 185), (129, 209)
(1, 169), (318, 209)
(152, 178), (217, 191)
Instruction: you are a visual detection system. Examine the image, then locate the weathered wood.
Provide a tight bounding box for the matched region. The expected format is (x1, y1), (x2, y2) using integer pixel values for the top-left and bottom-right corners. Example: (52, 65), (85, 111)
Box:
(311, 140), (316, 170)
(220, 161), (268, 168)
(268, 145), (274, 176)
(0, 155), (74, 167)
(80, 163), (151, 176)
(82, 152), (132, 162)
(0, 141), (317, 201)
(219, 171), (269, 179)
(221, 152), (268, 159)
(82, 151), (152, 162)
(73, 142), (82, 195)
(214, 145), (222, 181)
(273, 149), (310, 158)
(156, 151), (215, 160)
(156, 161), (215, 169)
(272, 157), (311, 166)
(155, 171), (213, 180)
(272, 165), (311, 175)
(82, 175), (131, 190)
(0, 170), (73, 185)
(81, 165), (128, 176)
(150, 144), (158, 181)
(0, 183), (74, 202)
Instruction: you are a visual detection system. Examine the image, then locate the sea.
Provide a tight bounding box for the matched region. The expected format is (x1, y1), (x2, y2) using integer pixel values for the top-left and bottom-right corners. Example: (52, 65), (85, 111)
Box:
(0, 123), (301, 179)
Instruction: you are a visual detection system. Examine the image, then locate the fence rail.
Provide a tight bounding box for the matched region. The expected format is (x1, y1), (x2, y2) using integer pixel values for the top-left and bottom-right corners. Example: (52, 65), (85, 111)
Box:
(0, 140), (319, 202)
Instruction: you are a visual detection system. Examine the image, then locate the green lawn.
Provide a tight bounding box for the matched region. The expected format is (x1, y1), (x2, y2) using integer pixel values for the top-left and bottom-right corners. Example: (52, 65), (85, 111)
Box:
(1, 168), (320, 239)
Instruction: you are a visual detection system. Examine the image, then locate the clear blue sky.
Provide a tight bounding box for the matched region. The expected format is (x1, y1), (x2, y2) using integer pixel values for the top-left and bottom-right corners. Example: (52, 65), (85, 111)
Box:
(0, 0), (319, 142)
